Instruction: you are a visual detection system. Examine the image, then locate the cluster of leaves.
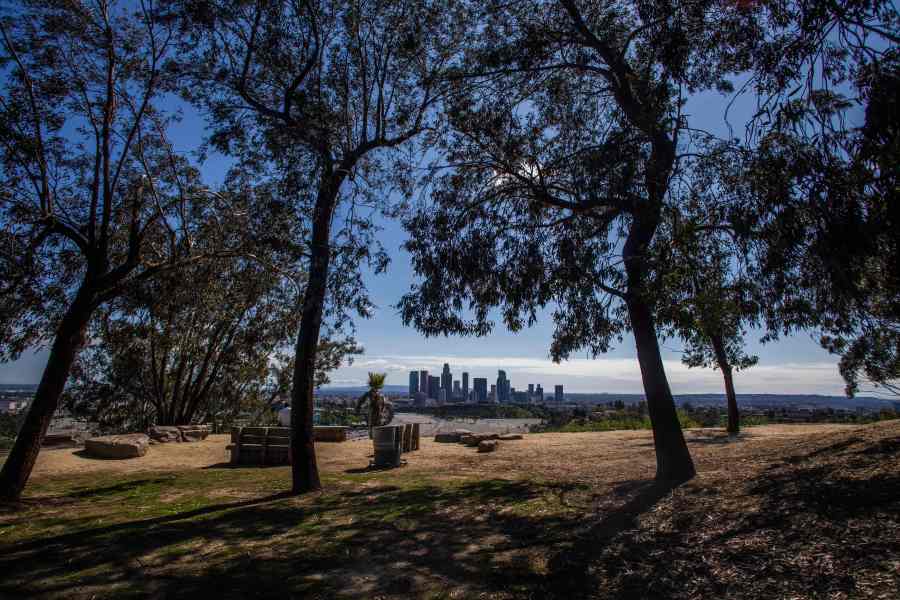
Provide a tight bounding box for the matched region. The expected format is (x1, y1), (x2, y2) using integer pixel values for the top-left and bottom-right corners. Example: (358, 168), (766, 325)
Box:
(62, 179), (364, 431)
(739, 51), (899, 396)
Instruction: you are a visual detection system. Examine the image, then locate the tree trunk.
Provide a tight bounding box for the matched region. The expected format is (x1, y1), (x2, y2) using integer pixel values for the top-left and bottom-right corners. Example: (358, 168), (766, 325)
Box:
(0, 286), (94, 501)
(627, 296), (697, 482)
(289, 181), (338, 494)
(621, 134), (695, 482)
(710, 334), (740, 434)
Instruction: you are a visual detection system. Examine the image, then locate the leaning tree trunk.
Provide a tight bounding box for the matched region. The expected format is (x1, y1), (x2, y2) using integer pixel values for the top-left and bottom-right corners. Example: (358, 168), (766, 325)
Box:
(289, 181), (339, 494)
(621, 135), (696, 483)
(626, 296), (697, 482)
(0, 286), (94, 501)
(710, 333), (740, 434)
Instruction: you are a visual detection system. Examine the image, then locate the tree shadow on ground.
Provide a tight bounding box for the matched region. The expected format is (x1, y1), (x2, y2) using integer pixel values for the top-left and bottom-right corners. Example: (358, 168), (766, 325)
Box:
(685, 430), (752, 445)
(0, 475), (675, 599)
(2, 424), (898, 599)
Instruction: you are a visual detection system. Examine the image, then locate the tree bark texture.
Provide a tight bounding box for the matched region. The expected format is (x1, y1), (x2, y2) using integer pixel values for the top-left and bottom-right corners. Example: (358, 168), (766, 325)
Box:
(0, 286), (94, 501)
(289, 181), (338, 494)
(710, 333), (740, 434)
(621, 136), (696, 482)
(626, 296), (697, 482)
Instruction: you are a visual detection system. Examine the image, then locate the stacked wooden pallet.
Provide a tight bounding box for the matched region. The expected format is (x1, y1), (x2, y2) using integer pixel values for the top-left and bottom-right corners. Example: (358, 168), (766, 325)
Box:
(228, 426), (291, 466)
(228, 425), (354, 465)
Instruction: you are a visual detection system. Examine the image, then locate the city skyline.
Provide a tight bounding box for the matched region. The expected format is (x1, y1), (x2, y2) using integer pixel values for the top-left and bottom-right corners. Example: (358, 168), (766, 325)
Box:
(1, 342), (864, 397)
(408, 362), (557, 404)
(314, 350), (861, 396)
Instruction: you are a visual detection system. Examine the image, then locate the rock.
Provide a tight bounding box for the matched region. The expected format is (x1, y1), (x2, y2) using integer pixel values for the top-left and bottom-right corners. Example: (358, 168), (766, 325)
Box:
(177, 425), (210, 442)
(464, 433), (499, 447)
(434, 432), (460, 443)
(148, 426), (182, 444)
(477, 440), (498, 453)
(84, 434), (150, 459)
(453, 429), (472, 436)
(42, 430), (89, 448)
(498, 433), (523, 441)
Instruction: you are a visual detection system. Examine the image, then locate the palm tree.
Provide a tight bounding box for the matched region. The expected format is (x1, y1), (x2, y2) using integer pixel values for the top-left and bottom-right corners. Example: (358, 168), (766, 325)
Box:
(356, 372), (389, 437)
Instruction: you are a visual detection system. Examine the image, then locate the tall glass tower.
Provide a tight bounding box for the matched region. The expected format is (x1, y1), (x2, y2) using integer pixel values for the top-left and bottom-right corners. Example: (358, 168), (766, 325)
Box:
(497, 370), (510, 403)
(441, 363), (452, 398)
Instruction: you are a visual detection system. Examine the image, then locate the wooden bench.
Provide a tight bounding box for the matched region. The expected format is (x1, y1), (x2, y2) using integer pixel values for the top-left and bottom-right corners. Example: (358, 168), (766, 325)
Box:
(228, 425), (352, 465)
(228, 426), (291, 466)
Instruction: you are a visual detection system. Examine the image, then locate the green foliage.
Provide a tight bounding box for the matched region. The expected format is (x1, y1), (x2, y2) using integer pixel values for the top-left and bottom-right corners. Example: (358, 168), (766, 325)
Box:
(735, 415), (769, 428)
(0, 413), (18, 439)
(543, 410), (699, 433)
(317, 405), (364, 427)
(61, 196), (363, 431)
(0, 1), (220, 363)
(739, 27), (899, 399)
(367, 373), (388, 392)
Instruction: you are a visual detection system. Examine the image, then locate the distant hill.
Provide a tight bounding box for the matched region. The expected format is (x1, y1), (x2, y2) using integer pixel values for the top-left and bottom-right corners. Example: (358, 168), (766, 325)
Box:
(561, 392), (897, 411)
(317, 385), (409, 395)
(0, 384), (38, 392)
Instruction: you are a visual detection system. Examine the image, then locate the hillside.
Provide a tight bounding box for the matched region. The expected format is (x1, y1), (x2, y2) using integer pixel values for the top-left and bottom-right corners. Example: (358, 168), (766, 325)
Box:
(1, 422), (898, 599)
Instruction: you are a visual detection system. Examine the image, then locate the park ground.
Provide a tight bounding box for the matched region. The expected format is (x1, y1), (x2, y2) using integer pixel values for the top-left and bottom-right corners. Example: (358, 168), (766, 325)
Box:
(1, 422), (899, 599)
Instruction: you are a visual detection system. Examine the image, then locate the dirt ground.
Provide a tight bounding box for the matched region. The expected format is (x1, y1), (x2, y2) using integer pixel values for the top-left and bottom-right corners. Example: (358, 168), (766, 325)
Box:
(30, 423), (857, 481)
(5, 421), (898, 599)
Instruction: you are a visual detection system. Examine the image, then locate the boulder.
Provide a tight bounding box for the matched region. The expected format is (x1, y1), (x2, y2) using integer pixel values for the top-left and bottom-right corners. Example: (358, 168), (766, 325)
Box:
(42, 430), (89, 448)
(477, 440), (498, 453)
(453, 429), (473, 436)
(177, 425), (210, 442)
(464, 433), (498, 447)
(498, 433), (523, 441)
(148, 426), (182, 444)
(434, 432), (460, 443)
(84, 434), (150, 459)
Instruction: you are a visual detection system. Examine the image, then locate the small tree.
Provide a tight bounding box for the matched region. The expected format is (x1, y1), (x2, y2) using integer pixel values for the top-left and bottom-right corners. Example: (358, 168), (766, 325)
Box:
(356, 372), (391, 437)
(653, 163), (760, 434)
(177, 0), (471, 493)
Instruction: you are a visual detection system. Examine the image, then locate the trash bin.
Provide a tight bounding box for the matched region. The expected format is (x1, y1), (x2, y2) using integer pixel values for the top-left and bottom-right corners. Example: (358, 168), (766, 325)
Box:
(373, 425), (402, 468)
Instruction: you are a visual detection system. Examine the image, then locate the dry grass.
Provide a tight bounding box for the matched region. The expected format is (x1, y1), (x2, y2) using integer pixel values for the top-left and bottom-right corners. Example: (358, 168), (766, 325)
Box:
(2, 422), (898, 599)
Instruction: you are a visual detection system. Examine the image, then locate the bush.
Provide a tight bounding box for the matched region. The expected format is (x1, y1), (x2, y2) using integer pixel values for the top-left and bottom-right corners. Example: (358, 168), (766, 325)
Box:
(0, 412), (20, 439)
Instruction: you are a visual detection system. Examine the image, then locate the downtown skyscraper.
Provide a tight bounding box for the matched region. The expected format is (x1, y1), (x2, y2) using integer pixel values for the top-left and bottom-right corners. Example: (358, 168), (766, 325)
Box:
(441, 363), (452, 400)
(497, 370), (510, 403)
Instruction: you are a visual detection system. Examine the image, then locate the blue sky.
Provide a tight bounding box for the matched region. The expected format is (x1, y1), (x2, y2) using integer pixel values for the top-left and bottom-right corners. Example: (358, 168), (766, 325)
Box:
(0, 77), (865, 396)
